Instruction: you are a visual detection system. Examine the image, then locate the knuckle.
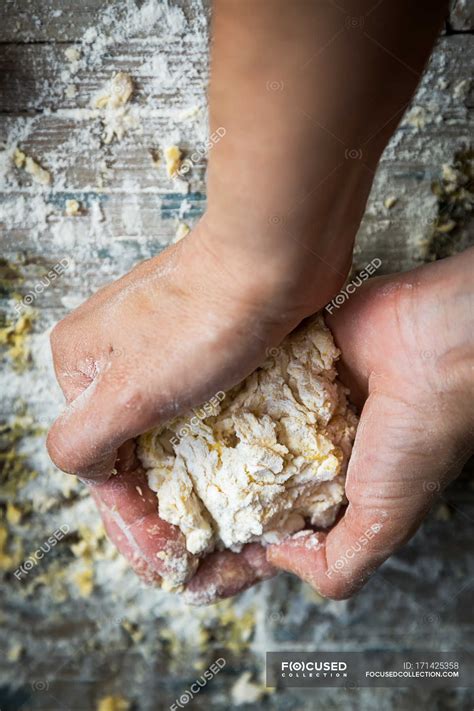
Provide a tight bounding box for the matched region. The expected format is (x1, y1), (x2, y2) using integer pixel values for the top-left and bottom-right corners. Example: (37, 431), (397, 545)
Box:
(46, 429), (80, 474)
(49, 319), (68, 353)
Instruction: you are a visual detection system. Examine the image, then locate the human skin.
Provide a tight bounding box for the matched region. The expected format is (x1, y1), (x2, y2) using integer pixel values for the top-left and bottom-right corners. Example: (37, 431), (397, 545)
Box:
(90, 249), (474, 602)
(267, 248), (474, 599)
(46, 1), (453, 596)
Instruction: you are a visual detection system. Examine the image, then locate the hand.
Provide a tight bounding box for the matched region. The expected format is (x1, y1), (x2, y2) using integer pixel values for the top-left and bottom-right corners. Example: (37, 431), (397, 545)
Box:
(268, 248), (474, 598)
(47, 217), (346, 482)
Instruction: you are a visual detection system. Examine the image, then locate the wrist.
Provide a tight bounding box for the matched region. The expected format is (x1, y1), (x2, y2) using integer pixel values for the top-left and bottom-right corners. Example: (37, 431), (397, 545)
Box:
(412, 248), (474, 409)
(197, 209), (353, 321)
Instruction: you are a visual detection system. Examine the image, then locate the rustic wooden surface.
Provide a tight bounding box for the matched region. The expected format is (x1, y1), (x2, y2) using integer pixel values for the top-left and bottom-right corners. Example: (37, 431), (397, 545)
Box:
(0, 1), (473, 710)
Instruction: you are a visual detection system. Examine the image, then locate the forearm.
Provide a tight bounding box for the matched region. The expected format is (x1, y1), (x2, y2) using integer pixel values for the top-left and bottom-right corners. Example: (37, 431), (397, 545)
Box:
(204, 0), (447, 294)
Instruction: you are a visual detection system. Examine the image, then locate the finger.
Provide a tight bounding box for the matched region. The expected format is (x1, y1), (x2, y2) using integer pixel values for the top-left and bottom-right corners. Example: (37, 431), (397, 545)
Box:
(49, 316), (103, 405)
(47, 360), (153, 481)
(89, 467), (198, 588)
(183, 543), (277, 605)
(267, 389), (468, 599)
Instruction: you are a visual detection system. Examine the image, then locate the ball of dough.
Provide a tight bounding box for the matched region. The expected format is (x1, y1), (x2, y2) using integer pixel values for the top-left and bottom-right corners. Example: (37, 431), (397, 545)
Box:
(138, 315), (358, 582)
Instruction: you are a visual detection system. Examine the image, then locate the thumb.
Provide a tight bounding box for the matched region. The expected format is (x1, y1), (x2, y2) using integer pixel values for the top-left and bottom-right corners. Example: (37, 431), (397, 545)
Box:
(267, 387), (471, 599)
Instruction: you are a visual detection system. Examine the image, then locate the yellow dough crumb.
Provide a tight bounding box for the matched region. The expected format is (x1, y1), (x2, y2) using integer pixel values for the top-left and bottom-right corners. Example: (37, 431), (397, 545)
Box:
(6, 503), (22, 526)
(13, 149), (51, 186)
(96, 696), (130, 711)
(73, 564), (94, 598)
(436, 219), (457, 233)
(7, 643), (23, 663)
(164, 145), (182, 177)
(94, 72), (135, 144)
(0, 310), (34, 370)
(65, 199), (81, 216)
(384, 196), (397, 209)
(13, 148), (26, 168)
(95, 72), (134, 110)
(174, 222), (190, 242)
(0, 525), (13, 570)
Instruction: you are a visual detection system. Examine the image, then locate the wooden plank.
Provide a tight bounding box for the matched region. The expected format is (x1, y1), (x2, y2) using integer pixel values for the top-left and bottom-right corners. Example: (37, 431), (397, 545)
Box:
(1, 36), (472, 288)
(1, 0), (471, 43)
(0, 37), (209, 115)
(0, 0), (210, 43)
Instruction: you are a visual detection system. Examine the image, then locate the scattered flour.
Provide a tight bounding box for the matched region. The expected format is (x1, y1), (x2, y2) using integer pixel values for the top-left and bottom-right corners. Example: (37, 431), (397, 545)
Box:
(231, 671), (266, 706)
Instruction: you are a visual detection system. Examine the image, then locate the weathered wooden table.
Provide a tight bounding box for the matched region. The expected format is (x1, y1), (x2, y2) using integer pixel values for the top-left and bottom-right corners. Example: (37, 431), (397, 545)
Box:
(0, 1), (473, 709)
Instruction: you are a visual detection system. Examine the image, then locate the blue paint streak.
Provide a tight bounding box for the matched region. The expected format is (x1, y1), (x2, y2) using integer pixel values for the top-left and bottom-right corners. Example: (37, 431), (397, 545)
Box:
(160, 191), (207, 220)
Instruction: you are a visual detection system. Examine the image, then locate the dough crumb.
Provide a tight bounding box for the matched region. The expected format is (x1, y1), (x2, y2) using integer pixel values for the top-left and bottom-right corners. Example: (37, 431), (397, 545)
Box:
(65, 199), (81, 216)
(231, 671), (266, 705)
(13, 148), (26, 168)
(174, 222), (190, 242)
(404, 105), (428, 130)
(7, 642), (23, 663)
(94, 72), (135, 144)
(384, 196), (397, 209)
(13, 149), (51, 186)
(73, 565), (94, 597)
(164, 145), (182, 177)
(95, 72), (133, 110)
(96, 696), (130, 711)
(6, 502), (22, 525)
